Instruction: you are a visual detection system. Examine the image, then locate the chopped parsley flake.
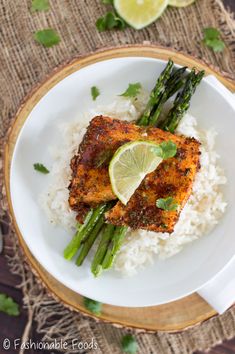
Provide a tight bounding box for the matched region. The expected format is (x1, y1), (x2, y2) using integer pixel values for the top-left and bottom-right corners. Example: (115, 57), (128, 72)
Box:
(202, 27), (225, 52)
(152, 140), (177, 159)
(91, 86), (100, 101)
(121, 334), (138, 354)
(156, 197), (178, 211)
(33, 163), (50, 174)
(0, 293), (20, 316)
(84, 297), (102, 315)
(34, 29), (60, 47)
(31, 0), (50, 12)
(120, 83), (142, 98)
(96, 12), (126, 32)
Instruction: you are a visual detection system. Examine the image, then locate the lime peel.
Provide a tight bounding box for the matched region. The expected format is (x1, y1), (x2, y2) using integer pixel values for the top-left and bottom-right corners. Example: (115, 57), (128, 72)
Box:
(109, 141), (163, 205)
(113, 0), (169, 30)
(169, 0), (195, 7)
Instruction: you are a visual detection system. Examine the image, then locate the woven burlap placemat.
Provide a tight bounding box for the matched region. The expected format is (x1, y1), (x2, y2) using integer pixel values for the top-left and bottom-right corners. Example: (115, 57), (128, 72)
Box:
(1, 1), (235, 353)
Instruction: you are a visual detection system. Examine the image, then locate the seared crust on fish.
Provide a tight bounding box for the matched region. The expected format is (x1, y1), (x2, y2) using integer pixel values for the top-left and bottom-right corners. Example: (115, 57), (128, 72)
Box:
(69, 116), (200, 232)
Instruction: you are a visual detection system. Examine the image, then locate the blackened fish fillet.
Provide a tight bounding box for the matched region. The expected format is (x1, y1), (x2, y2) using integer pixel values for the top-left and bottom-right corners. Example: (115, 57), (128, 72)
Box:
(69, 116), (200, 232)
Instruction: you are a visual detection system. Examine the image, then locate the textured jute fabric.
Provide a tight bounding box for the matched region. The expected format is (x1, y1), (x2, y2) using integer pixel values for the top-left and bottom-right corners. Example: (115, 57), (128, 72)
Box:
(1, 0), (235, 353)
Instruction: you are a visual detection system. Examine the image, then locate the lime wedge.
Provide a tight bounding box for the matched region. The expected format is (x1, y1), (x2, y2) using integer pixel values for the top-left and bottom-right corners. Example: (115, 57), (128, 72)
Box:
(169, 0), (195, 7)
(113, 0), (169, 30)
(109, 141), (163, 205)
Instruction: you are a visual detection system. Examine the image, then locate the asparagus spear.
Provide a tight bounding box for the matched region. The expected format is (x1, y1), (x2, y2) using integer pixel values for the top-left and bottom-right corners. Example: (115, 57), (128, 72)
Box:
(102, 226), (127, 270)
(64, 204), (106, 260)
(136, 59), (174, 126)
(162, 69), (204, 132)
(148, 66), (187, 126)
(76, 215), (105, 266)
(91, 224), (116, 276)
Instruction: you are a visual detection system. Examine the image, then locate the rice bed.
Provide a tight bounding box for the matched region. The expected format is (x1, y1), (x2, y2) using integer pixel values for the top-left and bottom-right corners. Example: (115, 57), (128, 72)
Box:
(39, 93), (227, 276)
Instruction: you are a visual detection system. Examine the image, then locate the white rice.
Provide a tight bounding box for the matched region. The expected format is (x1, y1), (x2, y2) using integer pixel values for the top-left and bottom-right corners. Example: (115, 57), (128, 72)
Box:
(39, 92), (227, 276)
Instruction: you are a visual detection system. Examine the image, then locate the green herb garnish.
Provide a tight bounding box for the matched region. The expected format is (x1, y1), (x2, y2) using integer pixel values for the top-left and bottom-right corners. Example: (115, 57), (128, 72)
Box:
(96, 12), (126, 32)
(152, 141), (177, 159)
(91, 86), (100, 101)
(31, 0), (50, 12)
(84, 297), (102, 315)
(121, 334), (138, 354)
(0, 293), (20, 316)
(34, 29), (60, 47)
(102, 0), (113, 4)
(156, 197), (178, 211)
(202, 27), (225, 52)
(120, 83), (142, 98)
(33, 163), (50, 174)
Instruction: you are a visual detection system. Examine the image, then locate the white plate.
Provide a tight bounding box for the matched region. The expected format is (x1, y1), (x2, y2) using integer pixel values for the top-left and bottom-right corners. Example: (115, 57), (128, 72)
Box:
(10, 56), (235, 307)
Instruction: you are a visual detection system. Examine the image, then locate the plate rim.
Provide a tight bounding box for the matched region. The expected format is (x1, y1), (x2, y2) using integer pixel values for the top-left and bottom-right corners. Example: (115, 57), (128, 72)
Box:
(4, 44), (235, 332)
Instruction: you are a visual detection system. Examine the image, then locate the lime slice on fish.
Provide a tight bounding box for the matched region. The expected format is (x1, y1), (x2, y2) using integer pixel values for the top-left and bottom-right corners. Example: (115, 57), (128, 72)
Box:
(169, 0), (195, 7)
(109, 141), (163, 205)
(113, 0), (169, 30)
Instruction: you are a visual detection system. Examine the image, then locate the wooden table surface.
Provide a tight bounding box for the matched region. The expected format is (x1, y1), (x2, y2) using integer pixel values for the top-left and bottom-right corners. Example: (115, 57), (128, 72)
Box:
(0, 1), (234, 353)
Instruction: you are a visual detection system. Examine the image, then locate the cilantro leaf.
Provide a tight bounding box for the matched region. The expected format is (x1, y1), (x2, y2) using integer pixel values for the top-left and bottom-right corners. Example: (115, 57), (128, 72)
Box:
(203, 38), (225, 52)
(156, 197), (178, 211)
(152, 141), (177, 159)
(96, 12), (126, 32)
(34, 29), (60, 47)
(0, 293), (20, 316)
(84, 297), (102, 315)
(102, 0), (113, 4)
(91, 86), (100, 101)
(31, 0), (50, 12)
(203, 27), (220, 39)
(202, 27), (225, 52)
(121, 334), (138, 354)
(120, 83), (142, 98)
(33, 163), (50, 174)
